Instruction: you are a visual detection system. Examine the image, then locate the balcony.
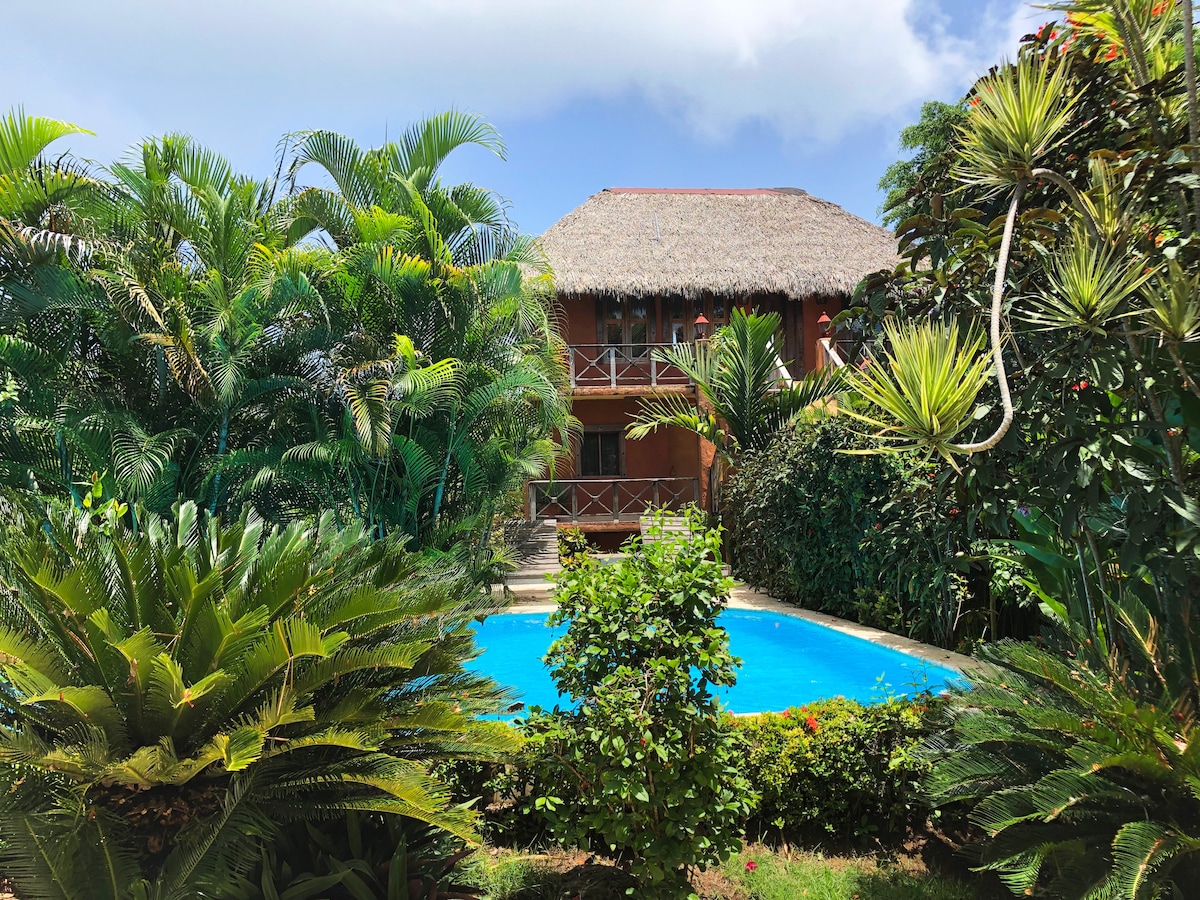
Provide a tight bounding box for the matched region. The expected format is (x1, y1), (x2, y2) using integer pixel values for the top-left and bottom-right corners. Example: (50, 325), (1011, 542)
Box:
(568, 344), (694, 394)
(528, 477), (700, 525)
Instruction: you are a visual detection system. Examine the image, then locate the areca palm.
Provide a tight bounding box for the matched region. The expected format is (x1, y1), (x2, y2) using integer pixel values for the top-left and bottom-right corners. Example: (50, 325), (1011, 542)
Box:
(628, 308), (843, 460)
(285, 111), (539, 269)
(0, 499), (514, 899)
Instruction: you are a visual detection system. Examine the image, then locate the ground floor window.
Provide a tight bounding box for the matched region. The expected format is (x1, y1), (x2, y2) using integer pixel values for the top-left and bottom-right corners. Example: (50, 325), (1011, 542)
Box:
(580, 430), (623, 476)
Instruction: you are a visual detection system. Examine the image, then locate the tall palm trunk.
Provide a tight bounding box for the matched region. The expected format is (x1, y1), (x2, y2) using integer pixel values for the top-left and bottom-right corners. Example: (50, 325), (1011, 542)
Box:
(209, 411), (229, 516)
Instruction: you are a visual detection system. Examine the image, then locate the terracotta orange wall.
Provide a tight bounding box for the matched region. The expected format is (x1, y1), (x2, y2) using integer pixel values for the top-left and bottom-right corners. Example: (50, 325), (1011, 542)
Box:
(570, 398), (700, 480)
(561, 297), (596, 345)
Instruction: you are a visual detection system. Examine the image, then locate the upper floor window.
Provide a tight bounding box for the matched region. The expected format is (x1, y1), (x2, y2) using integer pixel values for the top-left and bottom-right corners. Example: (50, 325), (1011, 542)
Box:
(601, 297), (651, 355)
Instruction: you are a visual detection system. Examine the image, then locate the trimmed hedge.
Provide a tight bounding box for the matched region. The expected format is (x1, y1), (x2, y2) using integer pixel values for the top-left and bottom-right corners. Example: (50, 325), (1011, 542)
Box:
(733, 697), (937, 842)
(445, 695), (941, 848)
(722, 417), (904, 618)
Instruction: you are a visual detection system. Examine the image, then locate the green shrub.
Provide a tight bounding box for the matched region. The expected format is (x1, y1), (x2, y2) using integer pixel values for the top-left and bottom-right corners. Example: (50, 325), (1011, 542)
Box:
(0, 500), (515, 897)
(722, 417), (980, 647)
(722, 418), (897, 617)
(229, 813), (480, 900)
(556, 526), (590, 569)
(521, 510), (755, 898)
(734, 697), (938, 842)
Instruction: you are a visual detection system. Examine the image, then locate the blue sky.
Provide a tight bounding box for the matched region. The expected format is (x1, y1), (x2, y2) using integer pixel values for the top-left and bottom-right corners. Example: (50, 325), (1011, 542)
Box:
(4, 0), (1041, 235)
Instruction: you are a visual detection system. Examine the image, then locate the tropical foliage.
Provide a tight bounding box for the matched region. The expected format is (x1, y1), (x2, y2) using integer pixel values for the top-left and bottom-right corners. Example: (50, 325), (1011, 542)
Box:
(627, 308), (841, 462)
(720, 417), (1015, 648)
(843, 0), (1200, 895)
(0, 497), (514, 898)
(0, 108), (572, 558)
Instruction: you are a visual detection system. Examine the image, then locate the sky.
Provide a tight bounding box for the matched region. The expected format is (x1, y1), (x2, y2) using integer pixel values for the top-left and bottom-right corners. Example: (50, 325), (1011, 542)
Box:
(3, 0), (1043, 235)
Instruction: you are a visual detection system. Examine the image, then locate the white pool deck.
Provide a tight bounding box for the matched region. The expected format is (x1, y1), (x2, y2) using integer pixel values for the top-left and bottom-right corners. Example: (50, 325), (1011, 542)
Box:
(505, 583), (983, 676)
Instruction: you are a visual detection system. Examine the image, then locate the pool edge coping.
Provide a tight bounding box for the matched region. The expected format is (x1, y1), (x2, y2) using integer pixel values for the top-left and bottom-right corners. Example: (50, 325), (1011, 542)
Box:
(504, 582), (984, 677)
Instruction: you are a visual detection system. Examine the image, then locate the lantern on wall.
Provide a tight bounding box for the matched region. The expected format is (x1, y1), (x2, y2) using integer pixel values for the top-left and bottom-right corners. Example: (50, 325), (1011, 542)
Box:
(694, 313), (710, 340)
(817, 311), (832, 335)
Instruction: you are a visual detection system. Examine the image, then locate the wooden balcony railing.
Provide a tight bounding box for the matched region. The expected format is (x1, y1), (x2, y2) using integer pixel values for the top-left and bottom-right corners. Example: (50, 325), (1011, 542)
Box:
(818, 337), (847, 369)
(528, 477), (700, 523)
(568, 344), (693, 390)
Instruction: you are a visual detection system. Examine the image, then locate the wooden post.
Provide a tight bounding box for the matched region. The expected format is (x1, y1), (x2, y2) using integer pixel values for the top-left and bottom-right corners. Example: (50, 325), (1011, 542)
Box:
(609, 347), (617, 389)
(612, 481), (620, 521)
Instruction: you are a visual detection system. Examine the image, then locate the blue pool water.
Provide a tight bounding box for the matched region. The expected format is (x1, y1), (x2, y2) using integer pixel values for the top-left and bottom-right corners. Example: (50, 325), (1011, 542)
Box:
(467, 609), (964, 714)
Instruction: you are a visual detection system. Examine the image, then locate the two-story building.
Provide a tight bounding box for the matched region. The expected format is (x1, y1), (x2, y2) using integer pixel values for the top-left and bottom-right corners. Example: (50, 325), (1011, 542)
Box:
(528, 187), (897, 543)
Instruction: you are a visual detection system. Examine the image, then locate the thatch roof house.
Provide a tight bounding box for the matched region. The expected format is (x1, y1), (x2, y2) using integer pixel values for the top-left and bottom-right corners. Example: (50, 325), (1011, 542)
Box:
(541, 187), (897, 301)
(542, 187), (896, 373)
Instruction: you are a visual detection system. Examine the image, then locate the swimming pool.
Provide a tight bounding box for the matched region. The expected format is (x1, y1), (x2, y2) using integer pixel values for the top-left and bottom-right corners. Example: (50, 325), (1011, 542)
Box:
(467, 608), (964, 715)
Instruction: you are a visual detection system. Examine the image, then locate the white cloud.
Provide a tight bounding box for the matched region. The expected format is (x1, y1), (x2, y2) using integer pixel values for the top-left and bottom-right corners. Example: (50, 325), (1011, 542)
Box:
(1, 0), (1029, 167)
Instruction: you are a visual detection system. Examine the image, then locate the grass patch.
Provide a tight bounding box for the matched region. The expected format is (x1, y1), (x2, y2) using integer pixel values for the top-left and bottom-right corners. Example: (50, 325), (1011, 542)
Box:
(726, 848), (978, 900)
(461, 853), (563, 900)
(462, 845), (989, 899)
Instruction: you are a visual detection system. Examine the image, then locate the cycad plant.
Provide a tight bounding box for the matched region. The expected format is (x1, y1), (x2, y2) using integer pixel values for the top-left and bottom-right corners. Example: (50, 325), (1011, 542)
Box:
(0, 498), (515, 899)
(627, 308), (842, 461)
(926, 608), (1200, 898)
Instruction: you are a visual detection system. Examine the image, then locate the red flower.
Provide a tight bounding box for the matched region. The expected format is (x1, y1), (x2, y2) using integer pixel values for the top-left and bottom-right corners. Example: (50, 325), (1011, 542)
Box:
(781, 710), (791, 719)
(745, 861), (758, 872)
(1080, 381), (1089, 389)
(1152, 1), (1169, 14)
(1106, 43), (1119, 60)
(969, 96), (981, 107)
(805, 714), (820, 733)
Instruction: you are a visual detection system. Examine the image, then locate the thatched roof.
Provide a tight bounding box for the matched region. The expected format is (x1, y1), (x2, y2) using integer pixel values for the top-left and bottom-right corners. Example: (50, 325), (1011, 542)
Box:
(539, 188), (897, 301)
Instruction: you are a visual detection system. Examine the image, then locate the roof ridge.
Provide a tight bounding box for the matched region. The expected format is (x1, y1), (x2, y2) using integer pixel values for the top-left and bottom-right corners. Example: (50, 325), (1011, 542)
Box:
(604, 187), (804, 195)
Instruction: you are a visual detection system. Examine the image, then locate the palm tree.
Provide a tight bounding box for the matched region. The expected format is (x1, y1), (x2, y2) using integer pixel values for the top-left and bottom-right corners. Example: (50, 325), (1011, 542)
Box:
(627, 308), (843, 461)
(0, 499), (515, 898)
(284, 111), (543, 269)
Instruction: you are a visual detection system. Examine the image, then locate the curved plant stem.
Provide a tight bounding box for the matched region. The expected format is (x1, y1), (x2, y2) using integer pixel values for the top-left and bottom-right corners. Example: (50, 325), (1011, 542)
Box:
(1031, 167), (1102, 241)
(1168, 343), (1200, 402)
(958, 181), (1026, 455)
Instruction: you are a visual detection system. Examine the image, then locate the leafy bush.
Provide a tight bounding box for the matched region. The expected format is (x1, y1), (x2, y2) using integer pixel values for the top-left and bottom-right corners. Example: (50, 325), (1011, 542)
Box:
(734, 697), (938, 842)
(723, 418), (898, 614)
(556, 526), (589, 569)
(723, 417), (1035, 648)
(521, 511), (755, 898)
(0, 500), (515, 897)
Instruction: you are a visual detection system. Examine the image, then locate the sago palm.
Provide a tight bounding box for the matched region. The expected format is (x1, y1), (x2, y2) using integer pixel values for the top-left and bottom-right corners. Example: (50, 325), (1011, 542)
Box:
(0, 499), (516, 899)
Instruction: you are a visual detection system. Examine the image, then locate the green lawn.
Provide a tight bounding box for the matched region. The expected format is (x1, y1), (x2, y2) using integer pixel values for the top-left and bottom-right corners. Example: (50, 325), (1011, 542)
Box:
(726, 848), (979, 900)
(463, 845), (988, 900)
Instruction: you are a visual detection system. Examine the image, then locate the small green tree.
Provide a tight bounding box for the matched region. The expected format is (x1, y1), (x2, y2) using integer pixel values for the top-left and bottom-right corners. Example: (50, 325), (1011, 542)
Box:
(877, 100), (969, 228)
(523, 511), (755, 898)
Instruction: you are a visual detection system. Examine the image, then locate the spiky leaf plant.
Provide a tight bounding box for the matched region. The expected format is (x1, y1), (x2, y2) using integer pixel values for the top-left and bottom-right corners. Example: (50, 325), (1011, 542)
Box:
(954, 53), (1079, 193)
(1025, 226), (1153, 334)
(843, 319), (993, 466)
(925, 596), (1200, 899)
(0, 499), (516, 899)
